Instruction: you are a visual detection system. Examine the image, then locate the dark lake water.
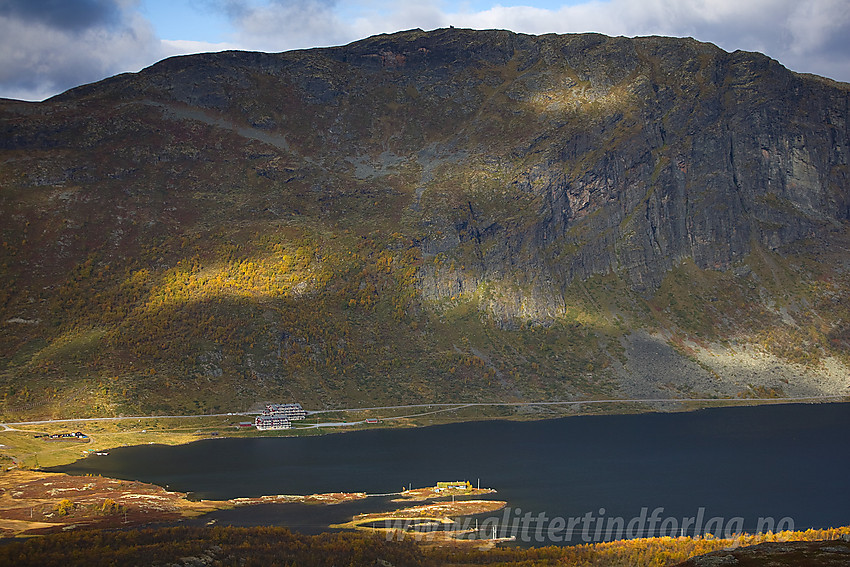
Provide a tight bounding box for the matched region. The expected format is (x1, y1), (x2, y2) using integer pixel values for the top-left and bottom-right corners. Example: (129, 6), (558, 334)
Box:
(51, 403), (850, 544)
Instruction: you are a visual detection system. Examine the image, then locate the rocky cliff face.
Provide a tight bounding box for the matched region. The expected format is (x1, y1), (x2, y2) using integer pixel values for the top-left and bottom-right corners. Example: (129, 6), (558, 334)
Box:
(398, 31), (850, 302)
(2, 28), (849, 415)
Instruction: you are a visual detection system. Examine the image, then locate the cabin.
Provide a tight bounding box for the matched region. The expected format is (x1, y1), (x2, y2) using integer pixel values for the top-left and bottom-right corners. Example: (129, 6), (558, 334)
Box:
(39, 431), (90, 442)
(436, 481), (472, 490)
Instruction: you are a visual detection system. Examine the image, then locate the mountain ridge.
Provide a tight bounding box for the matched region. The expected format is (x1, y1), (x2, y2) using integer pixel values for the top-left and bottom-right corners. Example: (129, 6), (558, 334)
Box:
(1, 28), (849, 418)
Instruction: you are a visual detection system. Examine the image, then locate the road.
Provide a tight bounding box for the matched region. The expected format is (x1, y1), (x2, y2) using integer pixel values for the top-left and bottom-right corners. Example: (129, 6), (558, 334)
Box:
(0, 412), (256, 430)
(0, 395), (844, 430)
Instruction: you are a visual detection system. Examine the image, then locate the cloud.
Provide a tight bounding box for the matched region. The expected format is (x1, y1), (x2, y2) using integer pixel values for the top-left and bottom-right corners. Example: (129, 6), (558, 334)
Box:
(220, 0), (350, 51)
(0, 1), (166, 101)
(161, 38), (240, 55)
(782, 0), (850, 80)
(0, 0), (123, 32)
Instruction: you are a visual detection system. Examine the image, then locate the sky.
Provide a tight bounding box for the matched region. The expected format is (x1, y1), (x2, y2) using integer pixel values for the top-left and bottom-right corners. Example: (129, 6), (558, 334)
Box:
(1, 0), (849, 101)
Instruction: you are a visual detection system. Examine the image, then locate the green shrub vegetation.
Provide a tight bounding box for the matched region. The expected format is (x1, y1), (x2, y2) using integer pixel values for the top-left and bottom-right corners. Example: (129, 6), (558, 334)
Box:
(1, 525), (848, 567)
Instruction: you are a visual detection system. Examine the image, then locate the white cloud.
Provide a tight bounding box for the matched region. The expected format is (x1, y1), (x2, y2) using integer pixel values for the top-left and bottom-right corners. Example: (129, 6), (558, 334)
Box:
(0, 6), (166, 101)
(161, 39), (241, 56)
(346, 2), (447, 42)
(785, 0), (850, 56)
(233, 1), (347, 51)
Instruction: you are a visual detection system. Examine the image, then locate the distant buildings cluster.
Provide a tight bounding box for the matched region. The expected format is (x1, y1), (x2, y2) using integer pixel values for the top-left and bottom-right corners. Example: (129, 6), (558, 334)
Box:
(36, 431), (89, 442)
(254, 403), (307, 430)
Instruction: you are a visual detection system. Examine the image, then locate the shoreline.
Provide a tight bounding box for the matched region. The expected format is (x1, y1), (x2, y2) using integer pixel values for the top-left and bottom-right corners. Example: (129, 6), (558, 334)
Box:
(0, 396), (846, 471)
(0, 399), (847, 541)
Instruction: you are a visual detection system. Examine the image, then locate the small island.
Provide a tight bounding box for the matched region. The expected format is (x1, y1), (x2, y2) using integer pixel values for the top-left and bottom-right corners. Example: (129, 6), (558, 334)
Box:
(333, 481), (506, 548)
(394, 480), (496, 502)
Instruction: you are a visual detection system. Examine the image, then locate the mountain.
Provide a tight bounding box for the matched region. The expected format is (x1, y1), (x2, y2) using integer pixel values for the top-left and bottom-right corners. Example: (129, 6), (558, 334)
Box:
(2, 28), (849, 418)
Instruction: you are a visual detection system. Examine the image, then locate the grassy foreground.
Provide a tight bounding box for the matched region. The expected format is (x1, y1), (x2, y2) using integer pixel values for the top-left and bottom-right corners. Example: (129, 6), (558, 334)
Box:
(0, 414), (264, 469)
(1, 525), (849, 567)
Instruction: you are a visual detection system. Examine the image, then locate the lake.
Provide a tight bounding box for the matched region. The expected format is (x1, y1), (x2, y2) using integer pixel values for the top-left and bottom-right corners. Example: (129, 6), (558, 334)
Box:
(51, 402), (850, 544)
